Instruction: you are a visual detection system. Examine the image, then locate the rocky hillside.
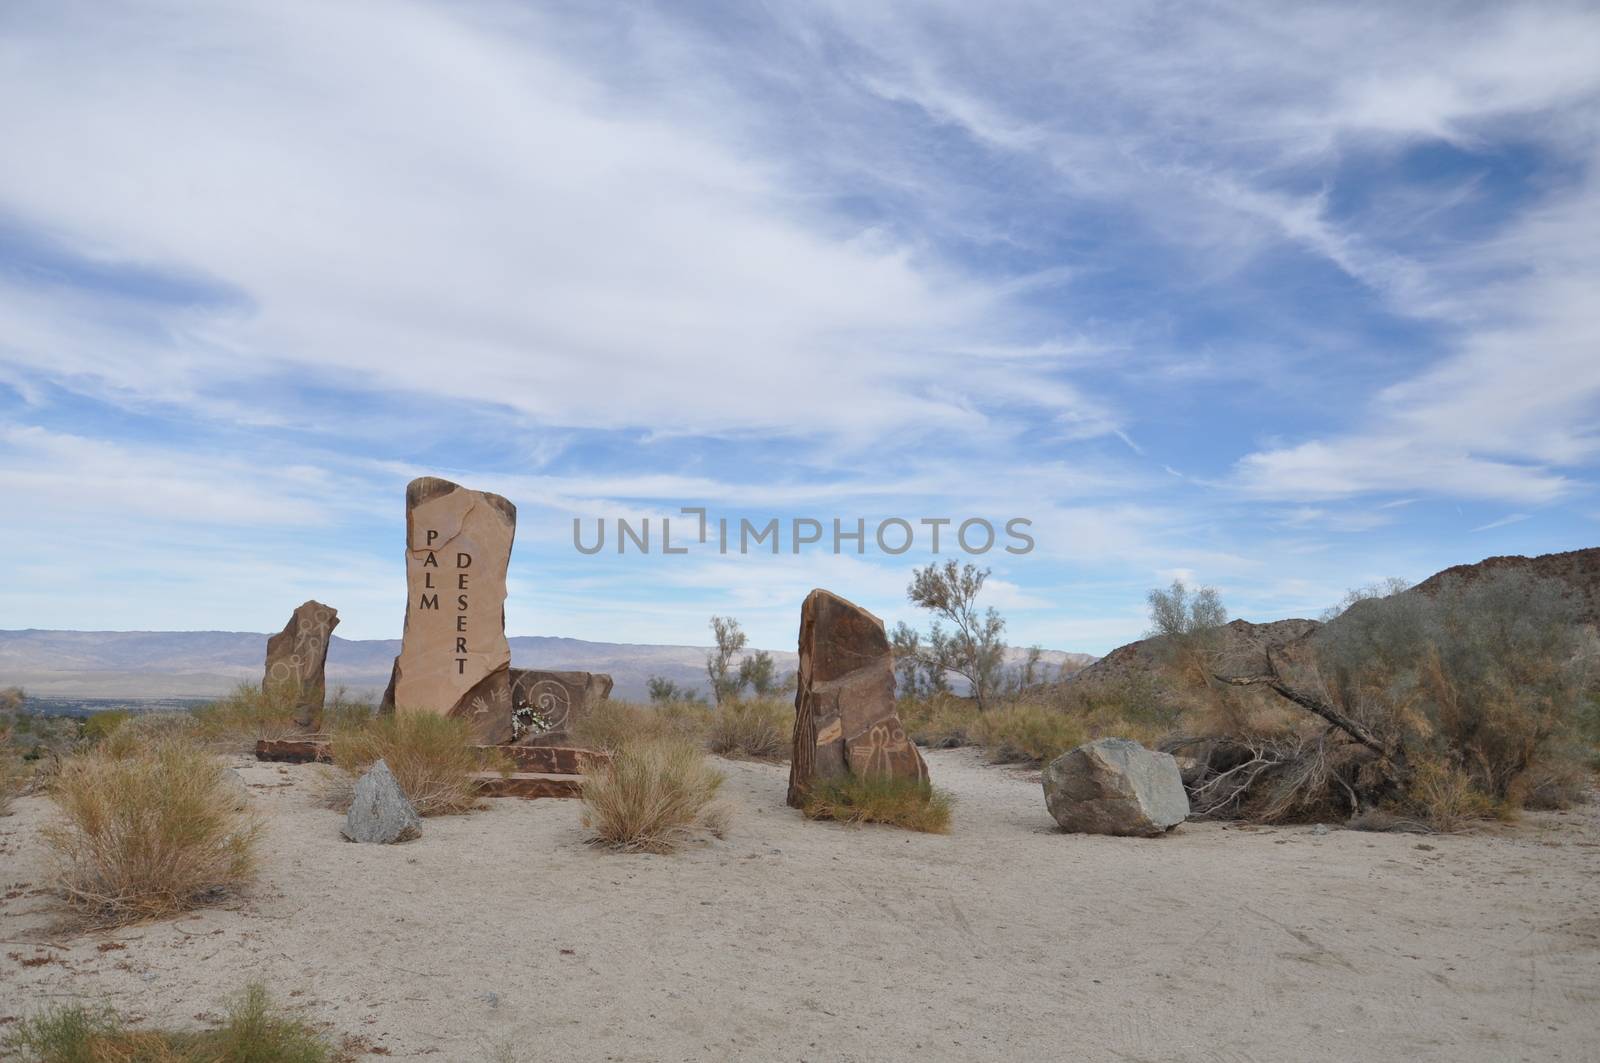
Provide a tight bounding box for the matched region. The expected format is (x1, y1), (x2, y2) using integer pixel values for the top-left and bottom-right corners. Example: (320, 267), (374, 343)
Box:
(1410, 546), (1600, 623)
(1067, 617), (1320, 688)
(1063, 545), (1600, 691)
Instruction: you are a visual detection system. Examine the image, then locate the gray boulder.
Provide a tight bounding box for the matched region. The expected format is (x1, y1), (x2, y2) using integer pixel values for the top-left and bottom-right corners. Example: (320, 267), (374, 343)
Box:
(1042, 738), (1189, 837)
(341, 759), (421, 844)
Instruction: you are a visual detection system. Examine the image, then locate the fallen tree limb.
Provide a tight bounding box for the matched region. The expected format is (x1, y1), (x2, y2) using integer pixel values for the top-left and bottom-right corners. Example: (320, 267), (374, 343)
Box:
(1211, 645), (1390, 758)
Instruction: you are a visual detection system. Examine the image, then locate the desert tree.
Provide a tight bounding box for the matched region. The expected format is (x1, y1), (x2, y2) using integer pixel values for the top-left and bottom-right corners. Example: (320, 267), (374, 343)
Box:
(1146, 579), (1229, 686)
(646, 676), (705, 705)
(737, 649), (785, 697)
(901, 560), (1008, 711)
(705, 616), (749, 707)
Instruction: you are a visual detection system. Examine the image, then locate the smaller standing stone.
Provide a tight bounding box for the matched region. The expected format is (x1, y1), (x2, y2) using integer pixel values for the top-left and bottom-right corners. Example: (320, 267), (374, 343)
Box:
(263, 600), (340, 731)
(341, 759), (421, 844)
(1042, 738), (1189, 837)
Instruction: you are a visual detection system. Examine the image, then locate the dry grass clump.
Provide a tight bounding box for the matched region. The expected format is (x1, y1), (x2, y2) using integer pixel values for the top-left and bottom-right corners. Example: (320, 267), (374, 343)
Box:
(3, 981), (333, 1062)
(572, 699), (712, 753)
(580, 738), (729, 853)
(705, 698), (790, 760)
(193, 682), (303, 748)
(44, 735), (261, 927)
(328, 712), (497, 816)
(120, 711), (203, 744)
(1401, 756), (1507, 831)
(1, 730), (27, 816)
(800, 774), (953, 834)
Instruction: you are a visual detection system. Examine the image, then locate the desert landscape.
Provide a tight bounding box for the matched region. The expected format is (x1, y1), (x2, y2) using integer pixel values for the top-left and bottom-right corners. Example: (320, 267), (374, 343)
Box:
(6, 3), (1600, 1060)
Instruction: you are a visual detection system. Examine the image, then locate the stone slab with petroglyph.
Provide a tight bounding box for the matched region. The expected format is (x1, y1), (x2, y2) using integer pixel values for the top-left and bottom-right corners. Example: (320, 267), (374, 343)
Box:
(787, 588), (928, 807)
(509, 668), (614, 745)
(381, 477), (517, 744)
(263, 599), (339, 730)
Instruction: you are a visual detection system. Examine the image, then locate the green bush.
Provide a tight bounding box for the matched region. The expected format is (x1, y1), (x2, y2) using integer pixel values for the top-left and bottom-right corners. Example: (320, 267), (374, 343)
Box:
(800, 774), (953, 833)
(4, 981), (332, 1062)
(80, 710), (131, 745)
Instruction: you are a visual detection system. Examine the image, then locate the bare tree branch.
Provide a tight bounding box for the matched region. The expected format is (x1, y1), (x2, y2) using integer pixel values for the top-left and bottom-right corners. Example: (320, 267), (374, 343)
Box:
(1212, 644), (1389, 757)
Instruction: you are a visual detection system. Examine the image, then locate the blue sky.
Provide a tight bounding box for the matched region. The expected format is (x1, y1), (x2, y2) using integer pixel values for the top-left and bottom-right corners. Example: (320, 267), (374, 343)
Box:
(2, 1), (1598, 654)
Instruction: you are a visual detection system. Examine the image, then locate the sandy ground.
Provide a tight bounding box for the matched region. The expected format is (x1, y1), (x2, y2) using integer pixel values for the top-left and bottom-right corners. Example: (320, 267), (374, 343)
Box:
(3, 748), (1599, 1063)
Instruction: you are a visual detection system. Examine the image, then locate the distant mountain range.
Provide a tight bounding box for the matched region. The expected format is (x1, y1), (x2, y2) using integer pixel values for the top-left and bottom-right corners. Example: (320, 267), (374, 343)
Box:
(0, 629), (1094, 703)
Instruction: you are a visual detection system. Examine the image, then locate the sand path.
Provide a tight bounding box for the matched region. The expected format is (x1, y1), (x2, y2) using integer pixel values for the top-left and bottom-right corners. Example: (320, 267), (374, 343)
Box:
(3, 747), (1598, 1061)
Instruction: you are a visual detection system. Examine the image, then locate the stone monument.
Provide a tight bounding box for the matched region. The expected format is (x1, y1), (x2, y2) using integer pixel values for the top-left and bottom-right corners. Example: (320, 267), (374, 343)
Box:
(786, 588), (928, 807)
(380, 476), (517, 744)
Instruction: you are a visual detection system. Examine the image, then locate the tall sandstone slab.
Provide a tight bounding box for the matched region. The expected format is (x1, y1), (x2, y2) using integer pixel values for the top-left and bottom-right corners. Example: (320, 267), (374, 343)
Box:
(263, 600), (339, 730)
(786, 589), (927, 808)
(382, 477), (517, 745)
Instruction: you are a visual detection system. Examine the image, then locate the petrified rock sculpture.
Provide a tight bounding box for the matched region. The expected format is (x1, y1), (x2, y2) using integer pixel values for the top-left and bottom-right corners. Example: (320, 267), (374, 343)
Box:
(1042, 738), (1189, 837)
(786, 589), (927, 807)
(509, 669), (614, 746)
(263, 599), (339, 730)
(380, 477), (517, 745)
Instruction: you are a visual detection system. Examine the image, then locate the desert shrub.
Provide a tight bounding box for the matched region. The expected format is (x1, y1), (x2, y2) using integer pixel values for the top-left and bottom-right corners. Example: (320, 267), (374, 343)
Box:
(1180, 569), (1597, 825)
(573, 699), (712, 752)
(322, 686), (376, 735)
(80, 710), (131, 745)
(1515, 755), (1592, 810)
(972, 703), (1086, 764)
(1318, 570), (1595, 805)
(193, 683), (302, 747)
(580, 738), (728, 853)
(329, 712), (492, 816)
(1, 731), (26, 816)
(800, 775), (953, 833)
(705, 698), (790, 760)
(3, 981), (332, 1062)
(900, 694), (979, 748)
(44, 735), (261, 926)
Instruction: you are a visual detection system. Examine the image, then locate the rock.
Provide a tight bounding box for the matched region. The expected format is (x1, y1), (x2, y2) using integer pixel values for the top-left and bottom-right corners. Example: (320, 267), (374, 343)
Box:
(379, 477), (517, 745)
(786, 589), (928, 807)
(1042, 738), (1189, 837)
(220, 767), (251, 810)
(263, 600), (339, 730)
(341, 759), (421, 844)
(509, 669), (613, 745)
